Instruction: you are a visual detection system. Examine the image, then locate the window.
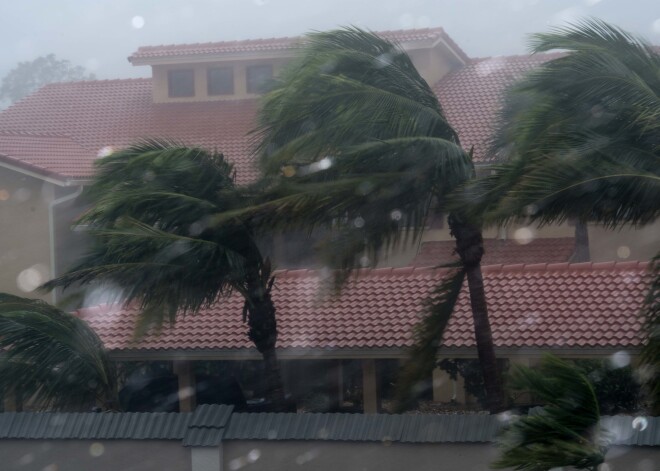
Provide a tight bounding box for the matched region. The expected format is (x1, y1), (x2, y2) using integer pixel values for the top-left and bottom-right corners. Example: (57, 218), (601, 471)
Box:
(246, 64), (273, 93)
(207, 67), (234, 95)
(167, 69), (194, 97)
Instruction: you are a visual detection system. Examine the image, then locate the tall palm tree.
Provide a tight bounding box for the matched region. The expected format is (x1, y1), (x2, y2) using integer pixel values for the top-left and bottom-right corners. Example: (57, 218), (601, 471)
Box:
(453, 19), (660, 413)
(245, 28), (505, 412)
(458, 19), (660, 228)
(42, 140), (286, 410)
(0, 293), (117, 411)
(492, 355), (606, 471)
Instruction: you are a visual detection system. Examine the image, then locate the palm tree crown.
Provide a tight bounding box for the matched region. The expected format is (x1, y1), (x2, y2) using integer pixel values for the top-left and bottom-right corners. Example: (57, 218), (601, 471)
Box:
(43, 140), (285, 407)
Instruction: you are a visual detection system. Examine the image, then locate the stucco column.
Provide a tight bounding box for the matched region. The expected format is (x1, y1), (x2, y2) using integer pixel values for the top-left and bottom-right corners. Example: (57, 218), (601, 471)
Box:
(362, 359), (379, 414)
(432, 367), (452, 402)
(174, 360), (197, 412)
(328, 360), (344, 409)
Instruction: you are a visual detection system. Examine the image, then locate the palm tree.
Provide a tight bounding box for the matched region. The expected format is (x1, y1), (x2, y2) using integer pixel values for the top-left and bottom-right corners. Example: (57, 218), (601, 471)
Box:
(245, 28), (505, 412)
(42, 140), (287, 410)
(492, 355), (606, 471)
(458, 19), (660, 228)
(0, 293), (117, 411)
(453, 19), (660, 413)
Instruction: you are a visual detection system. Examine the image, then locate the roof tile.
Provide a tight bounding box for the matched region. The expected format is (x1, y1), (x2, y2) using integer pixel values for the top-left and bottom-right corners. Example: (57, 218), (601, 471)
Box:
(78, 261), (649, 353)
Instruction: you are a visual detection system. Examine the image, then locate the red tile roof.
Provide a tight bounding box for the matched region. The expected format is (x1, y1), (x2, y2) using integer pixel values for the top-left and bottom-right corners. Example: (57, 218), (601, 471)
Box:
(0, 80), (260, 183)
(411, 238), (575, 267)
(79, 261), (648, 354)
(128, 27), (469, 63)
(434, 53), (562, 162)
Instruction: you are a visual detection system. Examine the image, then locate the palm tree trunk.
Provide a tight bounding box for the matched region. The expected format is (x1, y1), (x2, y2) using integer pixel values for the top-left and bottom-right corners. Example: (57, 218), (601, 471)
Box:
(244, 273), (287, 411)
(449, 213), (505, 413)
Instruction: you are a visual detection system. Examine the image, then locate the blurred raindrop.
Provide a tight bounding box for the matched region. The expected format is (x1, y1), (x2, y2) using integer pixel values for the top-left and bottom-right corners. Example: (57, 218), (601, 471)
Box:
(247, 449), (261, 462)
(390, 210), (402, 221)
(632, 416), (648, 432)
(295, 448), (320, 464)
(89, 442), (105, 457)
(609, 350), (630, 368)
(398, 13), (415, 29)
(143, 170), (156, 181)
(513, 227), (534, 245)
(353, 217), (365, 228)
(599, 464), (611, 471)
(0, 189), (10, 201)
(281, 166), (296, 178)
(97, 146), (114, 158)
(375, 53), (393, 68)
(16, 264), (49, 292)
(12, 187), (31, 203)
(131, 16), (145, 29)
(357, 181), (374, 195)
(229, 457), (247, 470)
(359, 255), (370, 267)
(178, 386), (195, 399)
(267, 429), (277, 439)
(18, 454), (34, 465)
(584, 0), (602, 5)
(382, 435), (393, 446)
(653, 18), (660, 34)
(617, 246), (631, 259)
(42, 465), (58, 471)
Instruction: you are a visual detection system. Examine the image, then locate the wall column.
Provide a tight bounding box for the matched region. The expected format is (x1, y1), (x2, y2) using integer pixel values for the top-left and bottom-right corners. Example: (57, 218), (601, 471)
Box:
(328, 360), (344, 410)
(509, 357), (531, 405)
(191, 447), (221, 471)
(362, 359), (379, 414)
(432, 367), (453, 402)
(174, 360), (197, 412)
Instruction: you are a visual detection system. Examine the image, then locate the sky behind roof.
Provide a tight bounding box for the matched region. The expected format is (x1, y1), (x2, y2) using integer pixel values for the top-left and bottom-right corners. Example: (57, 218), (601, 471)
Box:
(1, 0), (659, 81)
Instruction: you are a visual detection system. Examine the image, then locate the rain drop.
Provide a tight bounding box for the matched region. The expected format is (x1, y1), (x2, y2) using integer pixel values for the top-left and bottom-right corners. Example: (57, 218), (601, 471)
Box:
(12, 187), (31, 203)
(632, 416), (648, 432)
(353, 217), (365, 228)
(17, 264), (49, 292)
(513, 227), (534, 245)
(281, 166), (296, 178)
(247, 449), (261, 462)
(617, 246), (631, 259)
(653, 18), (660, 34)
(359, 255), (370, 267)
(609, 350), (630, 368)
(89, 442), (105, 457)
(131, 16), (145, 29)
(390, 210), (402, 221)
(97, 146), (114, 158)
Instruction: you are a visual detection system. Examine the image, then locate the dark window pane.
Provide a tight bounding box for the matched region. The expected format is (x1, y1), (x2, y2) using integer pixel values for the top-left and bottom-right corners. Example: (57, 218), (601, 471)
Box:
(246, 64), (273, 93)
(207, 67), (234, 95)
(168, 69), (194, 97)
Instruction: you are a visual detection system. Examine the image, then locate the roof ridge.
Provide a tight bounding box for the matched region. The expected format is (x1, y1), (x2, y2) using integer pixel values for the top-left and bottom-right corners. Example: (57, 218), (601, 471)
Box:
(467, 51), (565, 63)
(481, 260), (648, 274)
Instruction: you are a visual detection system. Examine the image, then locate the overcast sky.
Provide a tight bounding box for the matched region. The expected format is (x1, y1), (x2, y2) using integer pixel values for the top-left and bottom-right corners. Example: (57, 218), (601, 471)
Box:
(1, 0), (659, 80)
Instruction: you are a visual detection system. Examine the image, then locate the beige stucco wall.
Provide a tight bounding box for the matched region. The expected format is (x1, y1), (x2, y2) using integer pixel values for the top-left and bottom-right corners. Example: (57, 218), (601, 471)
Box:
(0, 170), (54, 301)
(1, 439), (191, 471)
(224, 441), (659, 471)
(151, 58), (290, 103)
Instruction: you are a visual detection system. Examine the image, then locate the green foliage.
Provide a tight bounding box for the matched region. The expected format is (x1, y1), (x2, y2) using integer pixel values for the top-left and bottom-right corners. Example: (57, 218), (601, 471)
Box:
(456, 19), (660, 229)
(248, 27), (473, 275)
(42, 140), (267, 336)
(438, 358), (509, 409)
(492, 355), (606, 471)
(575, 360), (641, 415)
(0, 293), (117, 411)
(393, 266), (465, 412)
(0, 54), (95, 104)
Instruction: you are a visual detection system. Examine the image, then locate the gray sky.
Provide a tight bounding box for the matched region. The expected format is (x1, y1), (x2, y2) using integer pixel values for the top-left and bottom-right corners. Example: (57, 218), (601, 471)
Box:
(1, 0), (659, 80)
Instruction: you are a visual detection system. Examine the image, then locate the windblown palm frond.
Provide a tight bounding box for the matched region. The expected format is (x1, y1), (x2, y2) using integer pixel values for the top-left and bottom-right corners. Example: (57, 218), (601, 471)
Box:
(41, 139), (287, 408)
(394, 264), (465, 412)
(493, 355), (606, 471)
(42, 140), (264, 333)
(251, 27), (472, 270)
(0, 293), (117, 411)
(455, 19), (660, 228)
(250, 26), (504, 412)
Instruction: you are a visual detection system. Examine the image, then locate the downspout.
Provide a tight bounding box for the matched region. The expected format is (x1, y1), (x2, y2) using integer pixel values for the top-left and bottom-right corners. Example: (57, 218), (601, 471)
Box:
(48, 185), (84, 304)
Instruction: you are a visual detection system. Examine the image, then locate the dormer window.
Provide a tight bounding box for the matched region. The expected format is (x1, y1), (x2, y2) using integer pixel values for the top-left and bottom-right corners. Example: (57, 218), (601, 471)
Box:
(207, 67), (234, 95)
(246, 64), (273, 93)
(168, 69), (194, 97)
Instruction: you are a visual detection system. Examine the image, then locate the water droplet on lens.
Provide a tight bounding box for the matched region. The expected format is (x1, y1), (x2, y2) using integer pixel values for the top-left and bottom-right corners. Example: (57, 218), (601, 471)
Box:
(390, 210), (402, 221)
(89, 442), (105, 457)
(513, 227), (534, 245)
(632, 416), (648, 431)
(131, 16), (145, 29)
(353, 217), (365, 228)
(609, 350), (630, 368)
(616, 246), (630, 259)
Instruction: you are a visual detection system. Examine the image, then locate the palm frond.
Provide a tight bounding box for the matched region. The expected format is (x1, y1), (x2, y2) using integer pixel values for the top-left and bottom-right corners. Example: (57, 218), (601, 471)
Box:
(394, 265), (465, 412)
(42, 140), (266, 334)
(252, 27), (472, 273)
(0, 293), (117, 411)
(492, 355), (605, 470)
(455, 19), (660, 230)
